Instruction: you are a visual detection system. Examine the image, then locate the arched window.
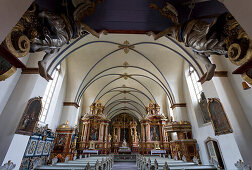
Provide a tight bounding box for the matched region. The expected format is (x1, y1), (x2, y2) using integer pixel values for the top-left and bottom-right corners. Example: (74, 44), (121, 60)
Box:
(39, 65), (61, 123)
(189, 66), (210, 123)
(188, 66), (203, 102)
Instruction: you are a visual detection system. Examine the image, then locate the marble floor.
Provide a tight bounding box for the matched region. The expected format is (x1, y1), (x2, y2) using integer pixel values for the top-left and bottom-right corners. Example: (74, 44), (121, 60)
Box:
(112, 162), (138, 170)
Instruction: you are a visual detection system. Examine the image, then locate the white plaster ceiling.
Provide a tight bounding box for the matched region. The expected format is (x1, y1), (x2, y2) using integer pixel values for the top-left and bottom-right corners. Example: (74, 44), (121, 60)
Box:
(47, 33), (205, 120)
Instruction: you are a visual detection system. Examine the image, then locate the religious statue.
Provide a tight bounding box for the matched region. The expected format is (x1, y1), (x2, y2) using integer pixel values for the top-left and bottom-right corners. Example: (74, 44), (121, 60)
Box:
(4, 0), (107, 80)
(148, 2), (252, 83)
(122, 139), (127, 147)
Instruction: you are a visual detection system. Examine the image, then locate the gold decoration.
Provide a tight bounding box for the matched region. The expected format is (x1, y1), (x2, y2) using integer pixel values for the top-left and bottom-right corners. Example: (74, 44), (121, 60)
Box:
(242, 71), (252, 85)
(146, 102), (160, 115)
(120, 90), (130, 94)
(118, 40), (135, 54)
(89, 101), (104, 115)
(58, 120), (70, 129)
(119, 73), (132, 80)
(123, 61), (129, 68)
(242, 81), (251, 90)
(0, 66), (17, 81)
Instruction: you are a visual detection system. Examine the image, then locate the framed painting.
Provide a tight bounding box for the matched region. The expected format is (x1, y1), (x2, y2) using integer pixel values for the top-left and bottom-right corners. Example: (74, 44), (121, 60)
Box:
(35, 140), (45, 156)
(207, 98), (233, 136)
(42, 141), (52, 156)
(150, 125), (160, 141)
(25, 138), (38, 156)
(16, 97), (42, 136)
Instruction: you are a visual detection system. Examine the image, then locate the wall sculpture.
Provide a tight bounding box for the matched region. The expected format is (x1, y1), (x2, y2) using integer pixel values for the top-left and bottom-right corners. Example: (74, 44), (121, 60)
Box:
(148, 2), (252, 84)
(2, 0), (106, 80)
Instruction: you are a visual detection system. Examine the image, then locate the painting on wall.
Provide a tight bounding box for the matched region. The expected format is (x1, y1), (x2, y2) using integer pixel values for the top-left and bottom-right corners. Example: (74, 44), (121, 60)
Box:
(16, 97), (42, 136)
(207, 98), (233, 136)
(89, 124), (99, 141)
(35, 140), (45, 156)
(42, 141), (52, 155)
(199, 92), (211, 123)
(150, 125), (160, 141)
(25, 138), (38, 156)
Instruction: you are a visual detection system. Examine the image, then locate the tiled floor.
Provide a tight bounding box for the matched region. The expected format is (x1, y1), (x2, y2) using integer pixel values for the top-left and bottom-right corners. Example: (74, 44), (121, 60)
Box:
(112, 162), (138, 170)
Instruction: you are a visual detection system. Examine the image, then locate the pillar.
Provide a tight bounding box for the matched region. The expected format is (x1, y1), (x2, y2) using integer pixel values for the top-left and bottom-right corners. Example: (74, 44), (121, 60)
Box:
(99, 123), (104, 141)
(0, 73), (47, 165)
(146, 123), (151, 141)
(60, 105), (79, 127)
(172, 106), (188, 122)
(210, 56), (252, 166)
(104, 123), (108, 142)
(141, 124), (145, 142)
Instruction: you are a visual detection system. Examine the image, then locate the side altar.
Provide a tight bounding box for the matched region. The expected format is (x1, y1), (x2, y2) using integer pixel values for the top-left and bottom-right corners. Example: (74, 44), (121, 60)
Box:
(77, 101), (110, 155)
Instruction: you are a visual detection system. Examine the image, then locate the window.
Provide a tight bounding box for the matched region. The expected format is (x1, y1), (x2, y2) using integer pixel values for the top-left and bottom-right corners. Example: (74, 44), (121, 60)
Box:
(39, 65), (61, 123)
(188, 66), (203, 102)
(189, 66), (210, 123)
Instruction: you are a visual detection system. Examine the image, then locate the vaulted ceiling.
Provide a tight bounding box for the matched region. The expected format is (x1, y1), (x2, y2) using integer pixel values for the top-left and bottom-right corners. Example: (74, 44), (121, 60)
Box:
(37, 0), (227, 120)
(46, 33), (204, 120)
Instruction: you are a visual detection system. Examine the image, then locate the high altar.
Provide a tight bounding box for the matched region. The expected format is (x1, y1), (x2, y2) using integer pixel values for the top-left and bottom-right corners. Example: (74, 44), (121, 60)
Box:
(74, 101), (200, 162)
(77, 101), (110, 154)
(111, 113), (139, 154)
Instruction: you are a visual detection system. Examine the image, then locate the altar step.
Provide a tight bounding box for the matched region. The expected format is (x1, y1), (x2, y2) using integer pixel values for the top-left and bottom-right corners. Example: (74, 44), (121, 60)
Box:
(114, 154), (136, 162)
(112, 162), (138, 170)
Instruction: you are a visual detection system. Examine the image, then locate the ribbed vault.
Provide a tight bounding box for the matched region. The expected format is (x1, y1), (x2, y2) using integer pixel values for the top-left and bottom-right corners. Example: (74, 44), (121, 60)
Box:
(46, 33), (205, 120)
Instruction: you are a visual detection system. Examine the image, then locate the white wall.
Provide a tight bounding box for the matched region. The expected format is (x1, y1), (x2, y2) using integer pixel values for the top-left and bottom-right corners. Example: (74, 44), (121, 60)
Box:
(218, 57), (252, 127)
(2, 135), (29, 170)
(0, 55), (29, 115)
(183, 63), (242, 169)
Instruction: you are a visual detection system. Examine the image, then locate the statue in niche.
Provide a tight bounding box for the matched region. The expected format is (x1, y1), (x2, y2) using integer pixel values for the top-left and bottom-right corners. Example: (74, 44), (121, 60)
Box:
(148, 2), (252, 83)
(4, 0), (107, 80)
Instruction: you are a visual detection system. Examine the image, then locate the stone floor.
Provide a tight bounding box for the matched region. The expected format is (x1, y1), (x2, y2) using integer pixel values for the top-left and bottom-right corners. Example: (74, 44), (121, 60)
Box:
(112, 161), (138, 170)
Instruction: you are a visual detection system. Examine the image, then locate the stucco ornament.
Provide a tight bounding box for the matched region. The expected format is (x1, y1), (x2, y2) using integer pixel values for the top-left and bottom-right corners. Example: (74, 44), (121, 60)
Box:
(148, 2), (252, 83)
(4, 0), (106, 80)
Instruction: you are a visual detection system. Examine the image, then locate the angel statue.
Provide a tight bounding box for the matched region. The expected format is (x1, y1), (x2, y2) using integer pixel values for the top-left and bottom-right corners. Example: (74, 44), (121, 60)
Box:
(148, 2), (251, 83)
(4, 0), (107, 80)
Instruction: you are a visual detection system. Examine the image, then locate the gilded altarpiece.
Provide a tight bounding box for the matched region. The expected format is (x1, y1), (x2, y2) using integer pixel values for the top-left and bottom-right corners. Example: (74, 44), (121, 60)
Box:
(50, 121), (78, 162)
(165, 121), (200, 162)
(77, 101), (110, 154)
(139, 103), (169, 154)
(111, 114), (139, 154)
